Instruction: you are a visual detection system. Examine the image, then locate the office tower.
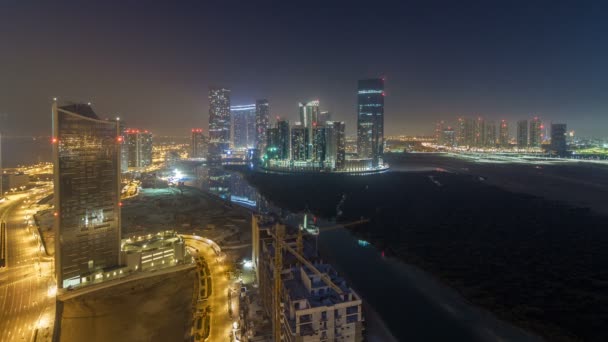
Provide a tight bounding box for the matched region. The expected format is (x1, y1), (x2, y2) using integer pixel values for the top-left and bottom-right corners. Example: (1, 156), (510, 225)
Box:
(312, 125), (327, 162)
(529, 117), (542, 147)
(52, 103), (121, 288)
(319, 111), (331, 124)
(485, 121), (497, 147)
(231, 104), (256, 149)
(357, 78), (384, 166)
(499, 120), (509, 147)
(457, 117), (475, 147)
(550, 123), (567, 156)
(474, 117), (486, 147)
(434, 120), (445, 145)
(299, 100), (320, 158)
(290, 123), (308, 161)
(208, 87), (231, 156)
(325, 121), (345, 170)
(276, 120), (290, 160)
(191, 128), (207, 158)
(442, 127), (455, 147)
(517, 120), (528, 148)
(125, 129), (152, 169)
(255, 99), (270, 152)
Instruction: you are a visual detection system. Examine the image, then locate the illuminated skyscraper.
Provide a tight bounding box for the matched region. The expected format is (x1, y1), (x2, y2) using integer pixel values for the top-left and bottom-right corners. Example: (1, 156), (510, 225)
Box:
(312, 125), (327, 162)
(255, 99), (270, 152)
(550, 123), (567, 156)
(517, 120), (528, 148)
(357, 78), (384, 166)
(299, 100), (320, 159)
(529, 117), (542, 147)
(208, 87), (231, 156)
(231, 104), (256, 149)
(325, 121), (345, 169)
(52, 103), (121, 288)
(276, 120), (290, 160)
(125, 129), (152, 169)
(499, 120), (509, 147)
(191, 128), (207, 158)
(290, 123), (308, 161)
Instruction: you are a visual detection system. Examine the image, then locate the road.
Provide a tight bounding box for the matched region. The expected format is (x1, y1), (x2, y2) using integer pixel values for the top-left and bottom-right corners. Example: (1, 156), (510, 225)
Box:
(0, 191), (55, 342)
(185, 237), (237, 341)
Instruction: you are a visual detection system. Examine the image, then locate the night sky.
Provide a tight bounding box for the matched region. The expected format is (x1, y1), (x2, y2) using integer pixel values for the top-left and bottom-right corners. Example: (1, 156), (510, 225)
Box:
(1, 0), (607, 137)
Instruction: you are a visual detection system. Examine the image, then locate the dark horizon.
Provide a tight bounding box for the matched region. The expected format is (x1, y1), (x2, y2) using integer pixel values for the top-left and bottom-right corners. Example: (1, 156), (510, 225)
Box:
(1, 1), (607, 137)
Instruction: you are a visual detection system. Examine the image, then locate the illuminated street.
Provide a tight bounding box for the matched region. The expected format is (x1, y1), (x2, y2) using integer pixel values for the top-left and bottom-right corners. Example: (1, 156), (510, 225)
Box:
(184, 236), (237, 341)
(0, 190), (55, 342)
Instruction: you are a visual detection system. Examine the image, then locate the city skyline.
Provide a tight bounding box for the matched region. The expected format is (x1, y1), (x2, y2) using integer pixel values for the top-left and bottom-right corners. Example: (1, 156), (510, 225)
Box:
(1, 2), (607, 138)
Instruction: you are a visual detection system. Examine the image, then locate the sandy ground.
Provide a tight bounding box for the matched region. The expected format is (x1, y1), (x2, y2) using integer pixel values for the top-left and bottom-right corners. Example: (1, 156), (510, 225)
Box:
(58, 267), (196, 342)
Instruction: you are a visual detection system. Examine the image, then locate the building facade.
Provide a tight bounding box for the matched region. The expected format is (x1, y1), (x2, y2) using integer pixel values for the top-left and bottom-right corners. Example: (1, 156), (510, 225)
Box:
(550, 123), (567, 156)
(208, 87), (231, 156)
(255, 99), (270, 152)
(191, 128), (207, 158)
(517, 120), (528, 148)
(125, 129), (152, 169)
(357, 78), (384, 166)
(52, 103), (121, 288)
(291, 124), (308, 161)
(231, 104), (256, 149)
(529, 117), (542, 148)
(499, 120), (509, 147)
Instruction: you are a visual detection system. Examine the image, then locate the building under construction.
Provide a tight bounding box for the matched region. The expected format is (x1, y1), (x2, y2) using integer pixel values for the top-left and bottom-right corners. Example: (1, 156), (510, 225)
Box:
(252, 215), (364, 342)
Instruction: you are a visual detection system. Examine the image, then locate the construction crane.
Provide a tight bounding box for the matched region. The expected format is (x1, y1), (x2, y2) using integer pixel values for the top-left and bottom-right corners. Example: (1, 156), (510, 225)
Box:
(273, 218), (370, 341)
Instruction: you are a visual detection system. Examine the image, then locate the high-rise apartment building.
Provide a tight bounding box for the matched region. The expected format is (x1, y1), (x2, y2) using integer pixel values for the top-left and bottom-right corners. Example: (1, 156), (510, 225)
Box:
(231, 104), (256, 149)
(456, 117), (475, 147)
(299, 100), (320, 159)
(277, 120), (290, 160)
(435, 120), (445, 145)
(312, 125), (327, 162)
(474, 117), (485, 147)
(529, 117), (542, 147)
(208, 87), (231, 156)
(357, 78), (384, 166)
(125, 129), (152, 169)
(52, 103), (121, 288)
(485, 121), (497, 147)
(517, 120), (528, 148)
(255, 99), (270, 152)
(290, 124), (308, 161)
(191, 128), (207, 158)
(442, 127), (455, 147)
(499, 120), (509, 147)
(325, 121), (346, 170)
(550, 123), (567, 156)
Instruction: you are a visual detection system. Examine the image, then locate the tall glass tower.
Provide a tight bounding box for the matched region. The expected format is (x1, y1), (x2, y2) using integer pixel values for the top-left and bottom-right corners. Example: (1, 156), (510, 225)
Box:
(208, 87), (231, 156)
(299, 100), (320, 159)
(255, 99), (270, 152)
(357, 78), (384, 166)
(52, 102), (121, 288)
(231, 104), (256, 149)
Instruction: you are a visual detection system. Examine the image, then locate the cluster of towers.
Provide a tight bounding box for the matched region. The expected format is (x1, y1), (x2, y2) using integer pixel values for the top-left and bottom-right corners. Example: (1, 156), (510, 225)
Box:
(201, 78), (386, 169)
(435, 116), (568, 154)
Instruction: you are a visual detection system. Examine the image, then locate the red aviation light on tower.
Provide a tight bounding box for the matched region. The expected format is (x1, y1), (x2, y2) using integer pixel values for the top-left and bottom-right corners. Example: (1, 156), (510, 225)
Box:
(51, 137), (58, 144)
(117, 136), (123, 143)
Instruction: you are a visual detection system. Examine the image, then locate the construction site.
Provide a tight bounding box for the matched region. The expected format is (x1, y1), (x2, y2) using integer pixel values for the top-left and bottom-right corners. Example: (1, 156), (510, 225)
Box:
(248, 214), (365, 342)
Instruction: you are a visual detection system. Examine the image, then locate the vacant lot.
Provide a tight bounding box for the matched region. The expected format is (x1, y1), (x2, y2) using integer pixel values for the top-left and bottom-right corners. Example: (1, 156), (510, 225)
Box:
(59, 267), (197, 342)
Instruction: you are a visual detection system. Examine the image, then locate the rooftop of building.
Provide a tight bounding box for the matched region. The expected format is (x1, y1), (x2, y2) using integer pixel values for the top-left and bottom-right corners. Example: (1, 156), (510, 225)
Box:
(59, 103), (99, 120)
